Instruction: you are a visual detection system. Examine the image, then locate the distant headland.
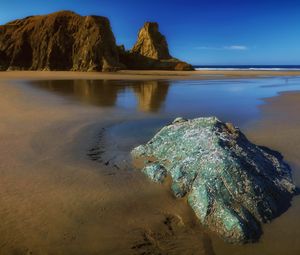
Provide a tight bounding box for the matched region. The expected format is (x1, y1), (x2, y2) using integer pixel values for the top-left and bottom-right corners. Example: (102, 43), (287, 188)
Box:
(0, 10), (193, 72)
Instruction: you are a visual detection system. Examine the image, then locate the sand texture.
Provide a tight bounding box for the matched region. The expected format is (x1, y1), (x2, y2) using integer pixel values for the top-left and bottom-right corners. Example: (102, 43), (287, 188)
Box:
(1, 70), (300, 82)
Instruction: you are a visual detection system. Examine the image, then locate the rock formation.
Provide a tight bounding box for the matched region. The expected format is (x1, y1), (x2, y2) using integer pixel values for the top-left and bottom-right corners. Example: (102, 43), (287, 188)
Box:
(0, 12), (193, 72)
(0, 11), (123, 71)
(131, 22), (171, 60)
(118, 22), (194, 71)
(131, 117), (295, 243)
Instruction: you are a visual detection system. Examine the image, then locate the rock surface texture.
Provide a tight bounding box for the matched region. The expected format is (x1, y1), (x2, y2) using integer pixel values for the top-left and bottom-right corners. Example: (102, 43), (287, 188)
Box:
(0, 11), (123, 71)
(131, 117), (295, 243)
(118, 22), (194, 71)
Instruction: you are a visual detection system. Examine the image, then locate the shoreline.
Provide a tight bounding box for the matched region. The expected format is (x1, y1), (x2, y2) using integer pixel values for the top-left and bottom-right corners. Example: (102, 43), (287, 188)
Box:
(0, 70), (300, 81)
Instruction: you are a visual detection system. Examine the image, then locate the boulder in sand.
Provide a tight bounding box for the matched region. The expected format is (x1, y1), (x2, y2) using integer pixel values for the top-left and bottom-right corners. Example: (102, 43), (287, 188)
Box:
(132, 117), (296, 243)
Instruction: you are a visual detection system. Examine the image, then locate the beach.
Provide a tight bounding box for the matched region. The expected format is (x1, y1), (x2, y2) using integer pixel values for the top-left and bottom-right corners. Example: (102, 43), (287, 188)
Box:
(0, 71), (300, 254)
(0, 73), (213, 255)
(1, 70), (300, 81)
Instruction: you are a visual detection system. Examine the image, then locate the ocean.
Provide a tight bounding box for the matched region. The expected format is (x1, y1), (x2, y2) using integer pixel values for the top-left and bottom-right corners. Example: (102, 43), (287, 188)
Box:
(194, 65), (300, 71)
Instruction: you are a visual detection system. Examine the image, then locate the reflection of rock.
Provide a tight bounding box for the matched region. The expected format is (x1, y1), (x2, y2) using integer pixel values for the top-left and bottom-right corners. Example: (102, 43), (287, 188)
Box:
(118, 22), (194, 71)
(132, 81), (169, 112)
(33, 80), (122, 106)
(31, 80), (169, 112)
(132, 117), (296, 244)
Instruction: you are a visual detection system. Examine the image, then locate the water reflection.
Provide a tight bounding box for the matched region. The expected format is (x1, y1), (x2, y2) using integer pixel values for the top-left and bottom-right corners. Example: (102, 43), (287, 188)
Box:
(30, 80), (169, 112)
(132, 81), (169, 112)
(30, 77), (300, 126)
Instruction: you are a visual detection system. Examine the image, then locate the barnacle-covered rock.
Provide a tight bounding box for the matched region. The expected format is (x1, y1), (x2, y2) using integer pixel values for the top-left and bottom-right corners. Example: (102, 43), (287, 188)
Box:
(131, 117), (295, 243)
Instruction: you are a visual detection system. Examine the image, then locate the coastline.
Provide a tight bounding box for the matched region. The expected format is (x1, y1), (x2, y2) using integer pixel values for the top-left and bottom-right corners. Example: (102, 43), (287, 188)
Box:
(1, 3), (299, 254)
(1, 70), (300, 81)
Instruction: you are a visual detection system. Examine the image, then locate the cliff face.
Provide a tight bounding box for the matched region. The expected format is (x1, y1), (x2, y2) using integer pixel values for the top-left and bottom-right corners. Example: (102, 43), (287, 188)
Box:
(0, 11), (193, 72)
(0, 11), (123, 71)
(119, 22), (194, 71)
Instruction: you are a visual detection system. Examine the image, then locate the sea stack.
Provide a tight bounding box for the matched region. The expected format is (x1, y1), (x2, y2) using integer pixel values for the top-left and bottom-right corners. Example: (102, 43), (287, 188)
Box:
(0, 11), (123, 71)
(131, 117), (296, 243)
(131, 22), (172, 60)
(118, 22), (194, 71)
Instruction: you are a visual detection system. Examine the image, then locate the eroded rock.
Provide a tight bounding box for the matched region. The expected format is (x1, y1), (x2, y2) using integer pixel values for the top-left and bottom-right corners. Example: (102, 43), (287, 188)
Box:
(0, 11), (123, 71)
(131, 22), (171, 60)
(131, 117), (295, 243)
(119, 22), (194, 71)
(0, 12), (193, 72)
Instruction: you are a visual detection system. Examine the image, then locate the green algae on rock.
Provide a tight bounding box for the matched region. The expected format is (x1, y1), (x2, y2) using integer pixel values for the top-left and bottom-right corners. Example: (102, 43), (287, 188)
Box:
(131, 117), (296, 243)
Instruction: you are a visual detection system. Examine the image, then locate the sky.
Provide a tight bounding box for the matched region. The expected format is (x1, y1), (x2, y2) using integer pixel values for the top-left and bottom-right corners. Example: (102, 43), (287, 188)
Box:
(0, 0), (299, 65)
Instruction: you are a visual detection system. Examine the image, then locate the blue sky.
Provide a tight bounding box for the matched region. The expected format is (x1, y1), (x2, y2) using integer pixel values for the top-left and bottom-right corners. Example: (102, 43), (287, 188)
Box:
(1, 0), (299, 65)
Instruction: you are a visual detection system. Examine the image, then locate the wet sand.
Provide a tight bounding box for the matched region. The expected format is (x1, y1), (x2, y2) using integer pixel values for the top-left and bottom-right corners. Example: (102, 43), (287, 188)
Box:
(0, 81), (214, 255)
(1, 72), (300, 254)
(1, 70), (300, 81)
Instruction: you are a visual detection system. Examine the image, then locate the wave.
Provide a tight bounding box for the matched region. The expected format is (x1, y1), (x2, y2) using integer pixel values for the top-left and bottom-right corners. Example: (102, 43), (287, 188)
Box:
(194, 66), (300, 71)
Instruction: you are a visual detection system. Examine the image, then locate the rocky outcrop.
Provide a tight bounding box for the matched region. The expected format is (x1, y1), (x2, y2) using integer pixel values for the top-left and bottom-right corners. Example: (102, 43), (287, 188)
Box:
(118, 50), (193, 71)
(0, 12), (193, 71)
(131, 22), (171, 60)
(0, 11), (123, 71)
(118, 22), (194, 71)
(132, 117), (295, 243)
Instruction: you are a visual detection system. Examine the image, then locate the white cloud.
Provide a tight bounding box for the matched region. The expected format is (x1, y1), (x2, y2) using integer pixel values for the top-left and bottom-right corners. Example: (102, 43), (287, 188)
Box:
(224, 45), (248, 50)
(195, 45), (248, 51)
